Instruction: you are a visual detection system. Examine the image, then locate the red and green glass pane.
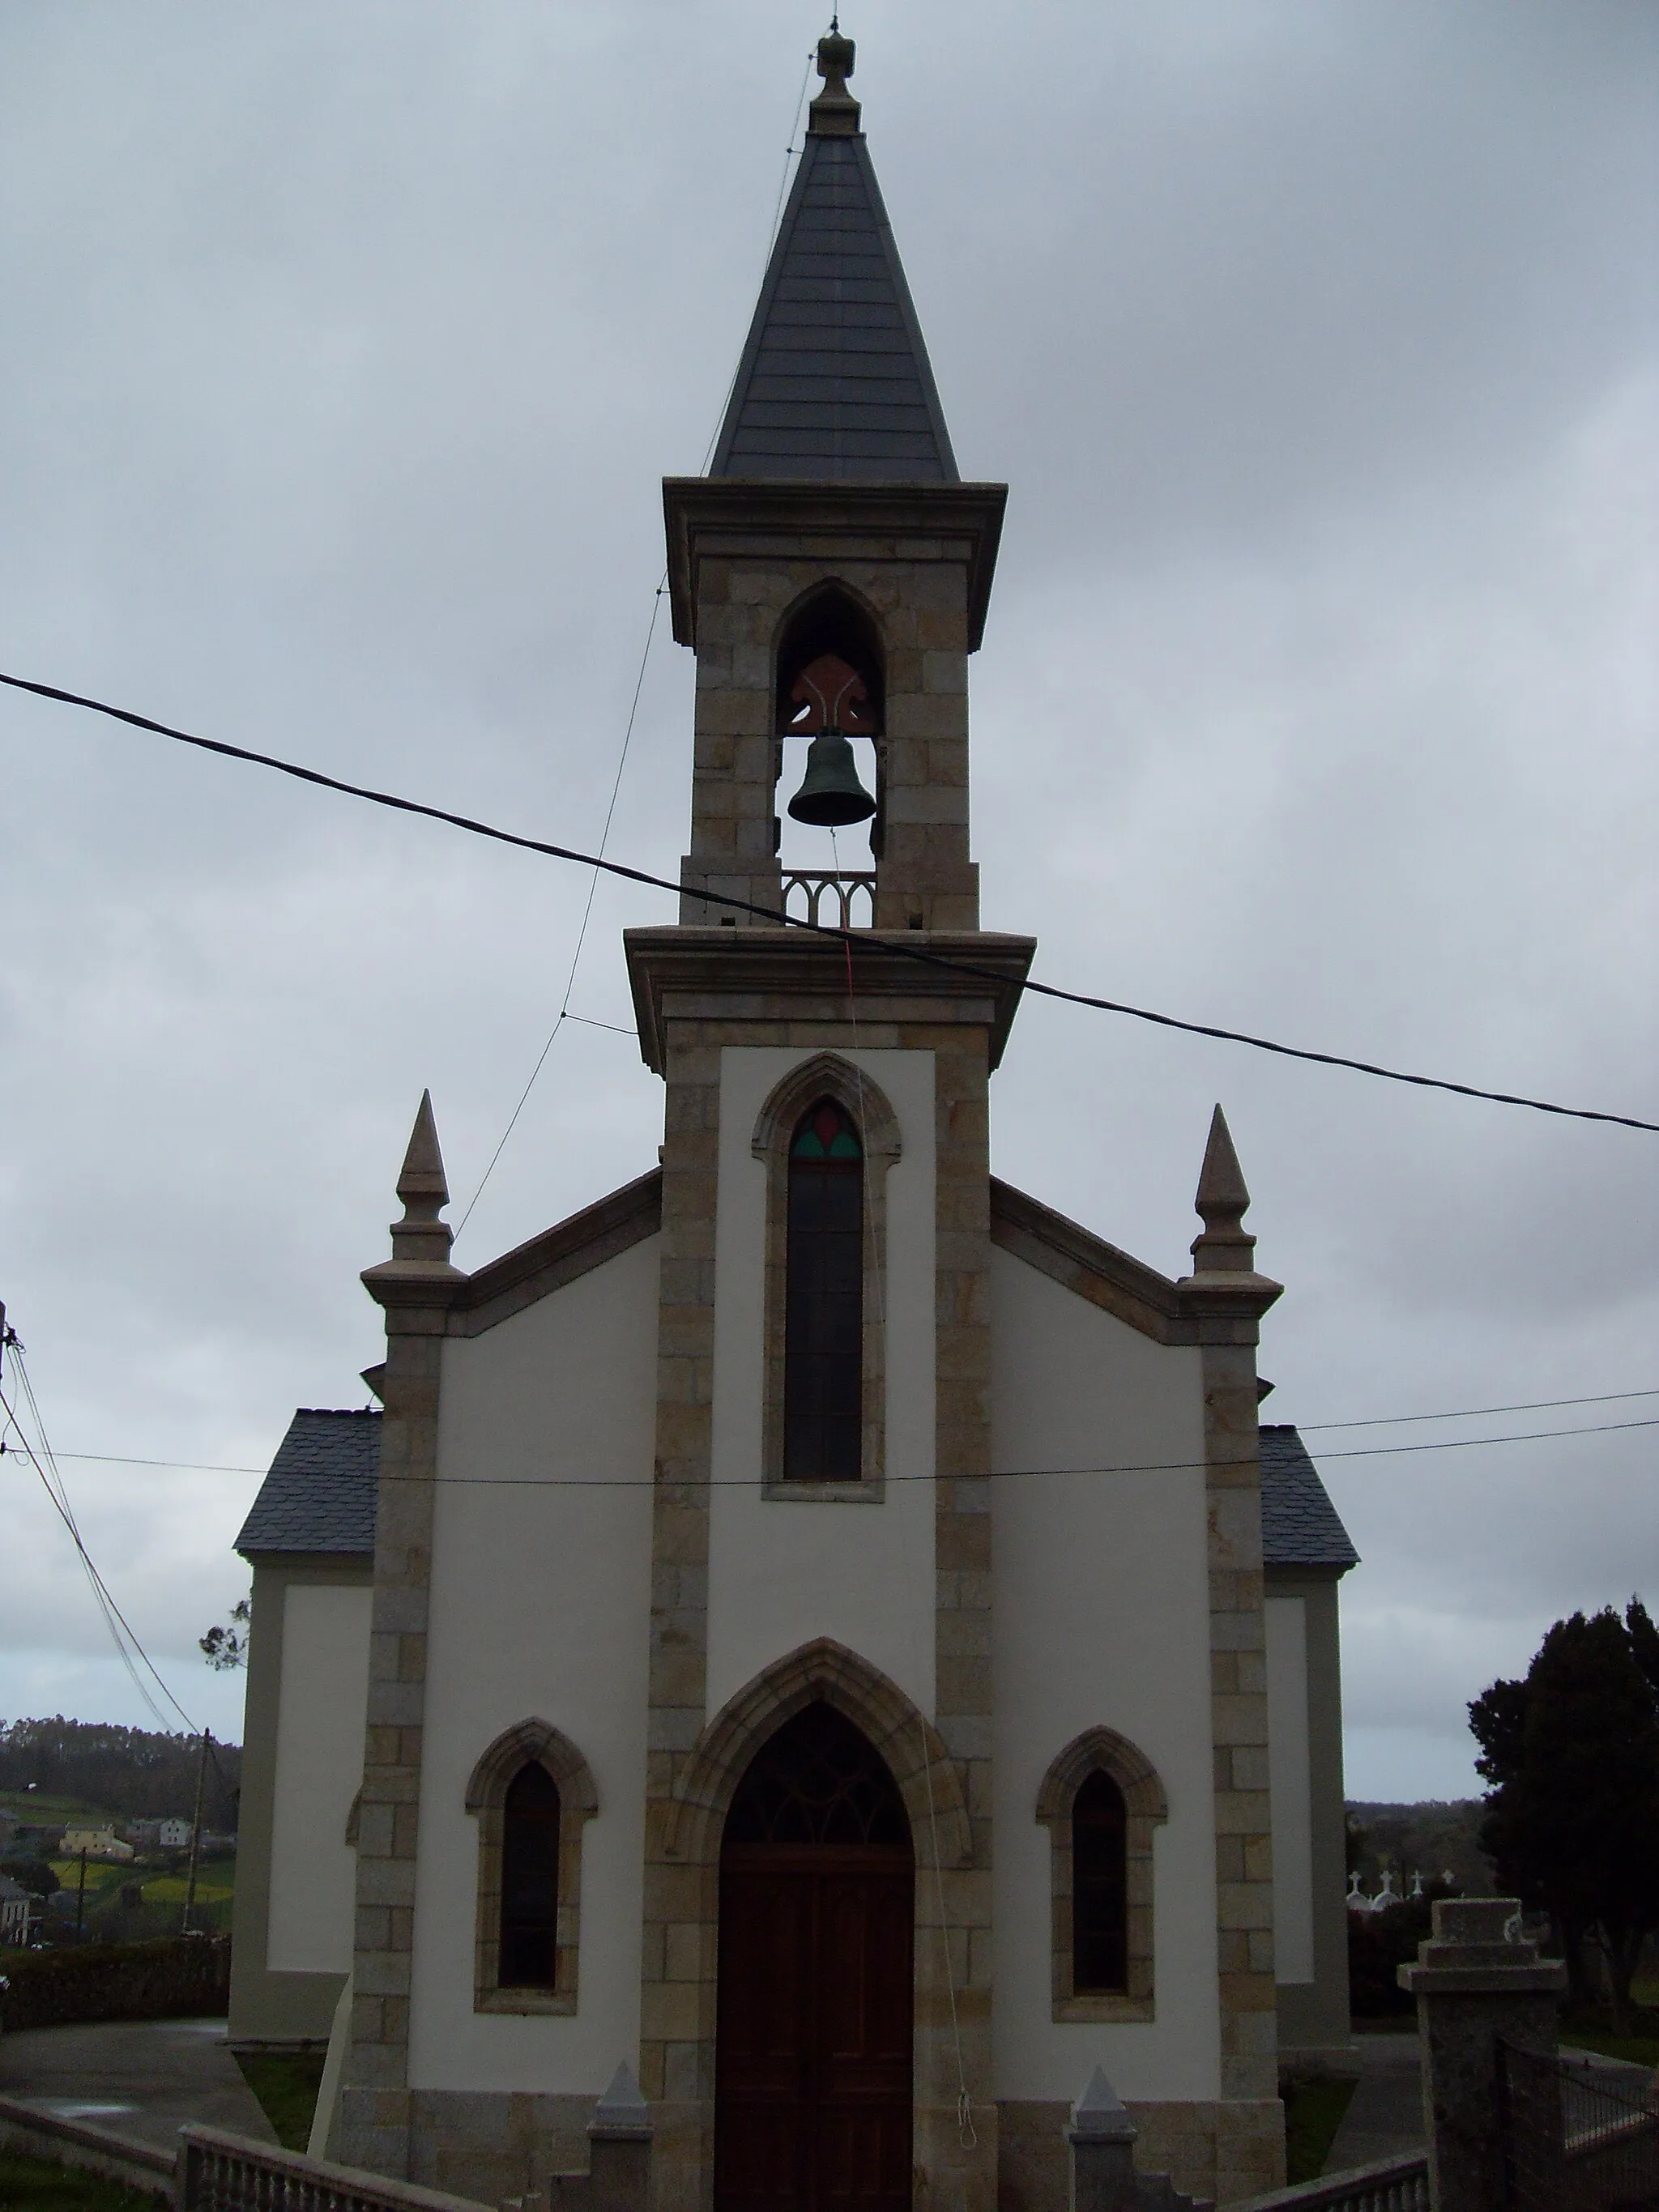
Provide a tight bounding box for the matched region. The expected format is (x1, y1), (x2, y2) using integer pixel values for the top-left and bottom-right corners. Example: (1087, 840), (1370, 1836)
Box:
(791, 1099), (863, 1160)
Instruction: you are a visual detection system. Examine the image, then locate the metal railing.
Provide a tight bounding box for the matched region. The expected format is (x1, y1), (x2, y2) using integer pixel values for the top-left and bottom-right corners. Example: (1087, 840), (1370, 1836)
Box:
(782, 871), (875, 929)
(177, 2124), (492, 2212)
(1500, 2043), (1659, 2212)
(1229, 2150), (1430, 2212)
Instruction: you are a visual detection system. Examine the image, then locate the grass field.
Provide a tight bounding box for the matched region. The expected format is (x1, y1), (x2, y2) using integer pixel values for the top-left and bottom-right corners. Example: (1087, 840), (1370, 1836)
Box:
(37, 1854), (237, 1939)
(0, 1790), (110, 1825)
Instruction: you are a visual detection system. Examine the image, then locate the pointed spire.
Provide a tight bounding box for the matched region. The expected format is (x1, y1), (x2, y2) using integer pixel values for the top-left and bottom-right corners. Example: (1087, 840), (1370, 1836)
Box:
(708, 36), (957, 484)
(390, 1090), (454, 1266)
(1069, 2065), (1137, 2144)
(1189, 1104), (1256, 1272)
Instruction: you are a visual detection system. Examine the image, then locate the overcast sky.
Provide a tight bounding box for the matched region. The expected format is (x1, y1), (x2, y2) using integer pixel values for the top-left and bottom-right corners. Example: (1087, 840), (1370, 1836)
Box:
(0, 2), (1654, 1804)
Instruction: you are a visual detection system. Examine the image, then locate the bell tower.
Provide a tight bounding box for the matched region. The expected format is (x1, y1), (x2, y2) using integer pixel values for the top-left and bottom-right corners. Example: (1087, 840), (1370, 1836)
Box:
(660, 23), (1005, 936)
(627, 33), (1031, 2212)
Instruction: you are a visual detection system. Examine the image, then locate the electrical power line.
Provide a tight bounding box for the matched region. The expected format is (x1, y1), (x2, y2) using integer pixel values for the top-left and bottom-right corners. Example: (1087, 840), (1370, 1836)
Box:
(4, 668), (1654, 1135)
(1297, 1387), (1659, 1432)
(31, 1409), (1659, 1485)
(0, 1353), (198, 1735)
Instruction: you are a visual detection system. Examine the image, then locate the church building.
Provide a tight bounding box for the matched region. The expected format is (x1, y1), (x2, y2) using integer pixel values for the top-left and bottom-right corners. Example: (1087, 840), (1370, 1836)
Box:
(228, 32), (1358, 2212)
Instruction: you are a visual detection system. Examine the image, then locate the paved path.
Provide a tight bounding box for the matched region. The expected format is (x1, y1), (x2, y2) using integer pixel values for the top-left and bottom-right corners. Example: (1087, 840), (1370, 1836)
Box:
(0, 2015), (275, 2155)
(1325, 2034), (1425, 2171)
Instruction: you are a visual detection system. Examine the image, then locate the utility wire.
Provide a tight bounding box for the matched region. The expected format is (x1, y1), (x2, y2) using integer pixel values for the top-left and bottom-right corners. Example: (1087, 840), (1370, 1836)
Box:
(376, 1413), (1659, 1484)
(454, 578), (666, 1234)
(0, 1357), (198, 1735)
(5, 669), (1654, 1135)
(40, 1412), (1656, 1485)
(39, 1383), (1659, 1476)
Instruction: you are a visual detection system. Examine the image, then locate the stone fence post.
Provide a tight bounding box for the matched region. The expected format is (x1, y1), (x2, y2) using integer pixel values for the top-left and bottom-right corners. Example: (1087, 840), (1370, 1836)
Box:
(1399, 1897), (1565, 2212)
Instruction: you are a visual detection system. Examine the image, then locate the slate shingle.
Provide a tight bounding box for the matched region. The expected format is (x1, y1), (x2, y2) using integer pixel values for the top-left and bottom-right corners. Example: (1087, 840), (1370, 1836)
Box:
(235, 1409), (380, 1558)
(710, 133), (957, 484)
(235, 1409), (1357, 1574)
(1260, 1425), (1359, 1571)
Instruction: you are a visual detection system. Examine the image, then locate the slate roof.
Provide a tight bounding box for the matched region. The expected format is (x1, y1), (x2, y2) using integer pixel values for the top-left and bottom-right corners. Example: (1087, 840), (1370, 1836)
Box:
(710, 128), (958, 484)
(236, 1409), (1357, 1574)
(235, 1409), (380, 1558)
(1260, 1426), (1360, 1571)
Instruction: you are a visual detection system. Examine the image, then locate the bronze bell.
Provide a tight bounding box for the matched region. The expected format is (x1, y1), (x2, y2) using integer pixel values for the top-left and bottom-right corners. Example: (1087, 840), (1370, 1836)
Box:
(787, 727), (876, 826)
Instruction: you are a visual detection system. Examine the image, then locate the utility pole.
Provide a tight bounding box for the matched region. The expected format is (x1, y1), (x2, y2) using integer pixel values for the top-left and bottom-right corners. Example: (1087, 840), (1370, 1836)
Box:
(181, 1728), (210, 1937)
(75, 1848), (87, 1943)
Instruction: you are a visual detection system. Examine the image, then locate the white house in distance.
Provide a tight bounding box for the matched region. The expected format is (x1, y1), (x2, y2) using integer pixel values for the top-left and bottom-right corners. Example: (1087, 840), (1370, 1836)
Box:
(229, 32), (1358, 2212)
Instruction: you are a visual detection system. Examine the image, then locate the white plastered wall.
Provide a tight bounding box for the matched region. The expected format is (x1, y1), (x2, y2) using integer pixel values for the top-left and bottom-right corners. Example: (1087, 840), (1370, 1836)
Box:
(991, 1248), (1220, 2103)
(1265, 1596), (1313, 1985)
(268, 1582), (373, 1974)
(408, 1233), (659, 2094)
(706, 1046), (936, 1721)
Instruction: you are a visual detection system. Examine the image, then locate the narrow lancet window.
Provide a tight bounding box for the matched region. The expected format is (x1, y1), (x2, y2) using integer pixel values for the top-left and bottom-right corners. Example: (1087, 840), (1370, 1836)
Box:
(498, 1760), (561, 1988)
(1072, 1768), (1129, 1993)
(784, 1098), (864, 1481)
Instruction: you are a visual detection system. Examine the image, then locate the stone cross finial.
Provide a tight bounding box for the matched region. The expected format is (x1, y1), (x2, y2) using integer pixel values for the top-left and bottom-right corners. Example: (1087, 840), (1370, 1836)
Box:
(809, 25), (860, 134)
(1189, 1104), (1256, 1273)
(390, 1089), (454, 1265)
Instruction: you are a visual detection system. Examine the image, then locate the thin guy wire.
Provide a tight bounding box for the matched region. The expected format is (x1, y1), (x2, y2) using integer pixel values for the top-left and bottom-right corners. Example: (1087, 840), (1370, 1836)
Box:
(5, 669), (1653, 1135)
(455, 578), (666, 1234)
(698, 49), (817, 475)
(36, 1389), (1659, 1477)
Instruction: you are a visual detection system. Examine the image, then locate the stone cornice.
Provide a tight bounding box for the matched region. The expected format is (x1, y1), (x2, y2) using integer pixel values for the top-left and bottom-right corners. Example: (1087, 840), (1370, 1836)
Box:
(660, 477), (1008, 651)
(624, 927), (1036, 1072)
(455, 1169), (663, 1337)
(989, 1178), (1193, 1346)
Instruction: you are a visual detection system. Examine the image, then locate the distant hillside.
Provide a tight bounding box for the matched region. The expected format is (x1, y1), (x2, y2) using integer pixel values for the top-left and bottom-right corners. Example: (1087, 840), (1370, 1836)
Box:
(1346, 1798), (1494, 1896)
(0, 1717), (241, 1827)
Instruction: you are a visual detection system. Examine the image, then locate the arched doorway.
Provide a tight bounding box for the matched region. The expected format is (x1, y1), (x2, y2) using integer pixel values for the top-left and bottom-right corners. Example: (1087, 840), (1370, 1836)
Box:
(714, 1701), (914, 2212)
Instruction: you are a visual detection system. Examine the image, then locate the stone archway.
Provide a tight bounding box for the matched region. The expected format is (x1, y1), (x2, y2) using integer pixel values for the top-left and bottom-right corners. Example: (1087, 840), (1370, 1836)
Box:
(640, 1639), (977, 2212)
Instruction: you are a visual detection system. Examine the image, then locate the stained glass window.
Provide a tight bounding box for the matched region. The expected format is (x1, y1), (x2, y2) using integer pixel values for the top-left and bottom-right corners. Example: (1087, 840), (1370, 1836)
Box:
(784, 1099), (864, 1480)
(724, 1702), (909, 1849)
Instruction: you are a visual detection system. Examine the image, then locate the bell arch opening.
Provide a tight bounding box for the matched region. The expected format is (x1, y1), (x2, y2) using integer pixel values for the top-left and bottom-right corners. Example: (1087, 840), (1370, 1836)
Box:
(774, 585), (884, 876)
(714, 1702), (914, 2212)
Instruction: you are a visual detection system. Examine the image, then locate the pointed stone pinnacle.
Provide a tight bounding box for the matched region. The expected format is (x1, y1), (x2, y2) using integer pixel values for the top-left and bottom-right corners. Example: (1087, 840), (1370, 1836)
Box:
(1190, 1104), (1256, 1272)
(386, 1090), (454, 1268)
(595, 2062), (649, 2121)
(397, 1089), (449, 1208)
(1071, 2064), (1137, 2142)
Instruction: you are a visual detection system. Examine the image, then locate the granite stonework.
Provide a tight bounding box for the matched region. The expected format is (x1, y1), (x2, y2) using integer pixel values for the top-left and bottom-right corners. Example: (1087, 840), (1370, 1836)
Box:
(1400, 1899), (1565, 2212)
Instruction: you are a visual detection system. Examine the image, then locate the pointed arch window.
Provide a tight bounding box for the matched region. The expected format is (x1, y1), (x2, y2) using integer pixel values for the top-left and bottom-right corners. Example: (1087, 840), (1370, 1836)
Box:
(466, 1719), (597, 2014)
(499, 1761), (561, 1988)
(1072, 1768), (1128, 1993)
(1036, 1727), (1167, 2022)
(784, 1100), (864, 1482)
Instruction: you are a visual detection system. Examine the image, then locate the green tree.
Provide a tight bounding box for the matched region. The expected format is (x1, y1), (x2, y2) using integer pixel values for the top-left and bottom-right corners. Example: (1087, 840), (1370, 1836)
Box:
(0, 1856), (59, 1898)
(199, 1596), (251, 1672)
(1469, 1599), (1659, 2031)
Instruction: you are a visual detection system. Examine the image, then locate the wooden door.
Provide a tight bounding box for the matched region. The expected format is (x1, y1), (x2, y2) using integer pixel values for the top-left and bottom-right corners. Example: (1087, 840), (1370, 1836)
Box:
(714, 1703), (915, 2212)
(716, 1843), (914, 2212)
